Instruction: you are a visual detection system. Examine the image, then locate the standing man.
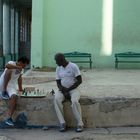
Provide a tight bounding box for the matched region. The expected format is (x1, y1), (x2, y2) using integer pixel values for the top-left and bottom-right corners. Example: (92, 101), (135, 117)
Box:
(0, 56), (30, 126)
(54, 53), (84, 132)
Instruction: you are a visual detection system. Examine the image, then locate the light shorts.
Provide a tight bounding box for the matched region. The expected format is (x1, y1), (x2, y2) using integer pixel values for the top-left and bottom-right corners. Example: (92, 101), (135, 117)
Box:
(6, 86), (18, 98)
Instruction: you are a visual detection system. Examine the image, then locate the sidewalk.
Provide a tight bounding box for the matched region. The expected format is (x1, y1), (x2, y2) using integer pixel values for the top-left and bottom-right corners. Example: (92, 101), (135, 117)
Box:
(23, 68), (140, 98)
(1, 127), (140, 140)
(1, 68), (140, 139)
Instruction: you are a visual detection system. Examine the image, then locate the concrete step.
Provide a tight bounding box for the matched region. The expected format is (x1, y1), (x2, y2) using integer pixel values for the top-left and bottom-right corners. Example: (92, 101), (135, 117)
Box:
(0, 96), (140, 128)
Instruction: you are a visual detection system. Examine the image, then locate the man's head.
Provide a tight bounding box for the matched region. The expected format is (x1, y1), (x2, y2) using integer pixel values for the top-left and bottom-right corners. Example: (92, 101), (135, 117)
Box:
(17, 56), (30, 68)
(54, 53), (67, 67)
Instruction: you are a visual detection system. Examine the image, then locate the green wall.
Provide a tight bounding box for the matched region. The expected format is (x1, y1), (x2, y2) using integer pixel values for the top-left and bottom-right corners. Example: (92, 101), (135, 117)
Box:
(43, 0), (102, 68)
(31, 0), (44, 68)
(31, 0), (140, 68)
(112, 0), (140, 68)
(113, 0), (140, 50)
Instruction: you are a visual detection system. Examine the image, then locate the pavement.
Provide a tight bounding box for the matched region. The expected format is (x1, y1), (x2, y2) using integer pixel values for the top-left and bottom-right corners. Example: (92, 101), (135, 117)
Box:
(1, 68), (140, 139)
(23, 68), (140, 98)
(1, 127), (140, 140)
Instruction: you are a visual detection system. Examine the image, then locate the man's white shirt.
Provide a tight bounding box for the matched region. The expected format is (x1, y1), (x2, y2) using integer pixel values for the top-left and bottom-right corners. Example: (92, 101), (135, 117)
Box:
(56, 62), (81, 88)
(0, 61), (23, 91)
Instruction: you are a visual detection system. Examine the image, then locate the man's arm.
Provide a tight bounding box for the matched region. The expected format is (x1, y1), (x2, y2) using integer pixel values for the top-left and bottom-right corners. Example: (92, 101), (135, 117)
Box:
(56, 79), (69, 95)
(18, 75), (23, 92)
(58, 75), (82, 93)
(5, 63), (22, 71)
(56, 79), (64, 91)
(66, 75), (82, 92)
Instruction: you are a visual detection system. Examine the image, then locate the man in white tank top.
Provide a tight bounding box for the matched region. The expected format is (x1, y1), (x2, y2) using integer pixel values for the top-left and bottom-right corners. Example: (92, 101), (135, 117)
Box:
(54, 53), (84, 132)
(0, 56), (30, 126)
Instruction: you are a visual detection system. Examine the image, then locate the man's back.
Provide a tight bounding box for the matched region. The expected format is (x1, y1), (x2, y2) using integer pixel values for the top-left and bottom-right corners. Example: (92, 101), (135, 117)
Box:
(0, 61), (23, 91)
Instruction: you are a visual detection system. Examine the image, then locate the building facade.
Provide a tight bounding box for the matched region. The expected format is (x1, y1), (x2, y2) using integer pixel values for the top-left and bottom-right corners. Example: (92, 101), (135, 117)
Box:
(32, 0), (140, 68)
(1, 0), (140, 69)
(0, 0), (31, 68)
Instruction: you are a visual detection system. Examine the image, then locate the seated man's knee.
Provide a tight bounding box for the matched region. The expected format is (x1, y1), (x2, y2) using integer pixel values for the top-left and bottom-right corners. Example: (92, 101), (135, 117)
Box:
(54, 96), (63, 103)
(10, 94), (18, 101)
(71, 98), (79, 104)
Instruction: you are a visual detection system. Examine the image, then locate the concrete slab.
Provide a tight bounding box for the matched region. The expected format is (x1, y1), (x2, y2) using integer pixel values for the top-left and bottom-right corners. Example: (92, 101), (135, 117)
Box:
(1, 69), (140, 129)
(1, 127), (140, 140)
(108, 127), (140, 134)
(23, 68), (140, 98)
(1, 69), (140, 127)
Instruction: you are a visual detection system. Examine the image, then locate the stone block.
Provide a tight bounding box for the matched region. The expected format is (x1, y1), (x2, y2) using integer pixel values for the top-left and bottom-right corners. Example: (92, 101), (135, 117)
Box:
(1, 96), (140, 128)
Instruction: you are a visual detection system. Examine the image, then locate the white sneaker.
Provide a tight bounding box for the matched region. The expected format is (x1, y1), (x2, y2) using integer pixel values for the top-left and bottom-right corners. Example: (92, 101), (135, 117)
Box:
(59, 123), (66, 132)
(0, 91), (9, 100)
(5, 118), (14, 126)
(76, 125), (83, 132)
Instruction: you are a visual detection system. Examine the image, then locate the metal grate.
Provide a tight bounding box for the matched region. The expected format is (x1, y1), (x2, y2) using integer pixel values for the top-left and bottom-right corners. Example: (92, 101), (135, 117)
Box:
(12, 0), (32, 7)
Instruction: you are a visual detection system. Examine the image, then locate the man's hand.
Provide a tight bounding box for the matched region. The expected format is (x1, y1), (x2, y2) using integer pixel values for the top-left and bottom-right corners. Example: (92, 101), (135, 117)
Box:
(58, 85), (69, 93)
(17, 89), (23, 97)
(56, 79), (70, 98)
(62, 92), (71, 100)
(16, 65), (22, 72)
(18, 89), (23, 92)
(61, 87), (70, 93)
(18, 91), (23, 96)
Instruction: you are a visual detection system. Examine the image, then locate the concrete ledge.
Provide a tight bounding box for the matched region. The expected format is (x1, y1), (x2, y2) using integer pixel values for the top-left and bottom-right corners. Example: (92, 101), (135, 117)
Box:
(0, 96), (140, 128)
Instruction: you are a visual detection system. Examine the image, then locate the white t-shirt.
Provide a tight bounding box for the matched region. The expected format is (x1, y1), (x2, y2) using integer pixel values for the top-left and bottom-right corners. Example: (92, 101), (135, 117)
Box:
(56, 62), (81, 88)
(0, 61), (24, 92)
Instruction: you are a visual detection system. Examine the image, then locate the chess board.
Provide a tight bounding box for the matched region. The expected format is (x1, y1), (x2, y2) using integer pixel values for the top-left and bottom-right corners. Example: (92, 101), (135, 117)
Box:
(20, 92), (47, 98)
(20, 86), (48, 98)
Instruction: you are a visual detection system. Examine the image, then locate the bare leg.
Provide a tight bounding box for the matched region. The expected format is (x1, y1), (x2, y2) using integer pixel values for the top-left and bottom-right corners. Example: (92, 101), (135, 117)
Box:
(8, 95), (17, 118)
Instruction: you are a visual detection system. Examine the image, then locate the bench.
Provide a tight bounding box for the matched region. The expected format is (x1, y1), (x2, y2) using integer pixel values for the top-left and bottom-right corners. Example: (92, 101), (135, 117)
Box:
(64, 51), (92, 69)
(115, 52), (140, 68)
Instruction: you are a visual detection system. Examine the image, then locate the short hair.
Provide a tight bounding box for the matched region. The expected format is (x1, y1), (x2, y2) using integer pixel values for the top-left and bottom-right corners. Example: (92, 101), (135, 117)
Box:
(18, 56), (30, 65)
(55, 53), (65, 60)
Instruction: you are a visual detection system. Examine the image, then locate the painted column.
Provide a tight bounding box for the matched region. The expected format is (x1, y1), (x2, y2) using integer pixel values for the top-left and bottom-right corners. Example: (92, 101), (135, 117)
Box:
(15, 9), (19, 60)
(31, 0), (44, 68)
(0, 0), (3, 56)
(11, 7), (15, 60)
(3, 0), (10, 55)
